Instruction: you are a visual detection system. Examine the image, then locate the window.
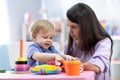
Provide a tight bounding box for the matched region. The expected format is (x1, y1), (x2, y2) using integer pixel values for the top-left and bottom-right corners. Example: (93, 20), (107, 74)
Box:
(0, 0), (10, 44)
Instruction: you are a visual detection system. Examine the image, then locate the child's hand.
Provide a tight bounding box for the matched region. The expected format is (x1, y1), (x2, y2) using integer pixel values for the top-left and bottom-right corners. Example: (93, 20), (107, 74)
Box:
(55, 54), (64, 61)
(55, 54), (64, 66)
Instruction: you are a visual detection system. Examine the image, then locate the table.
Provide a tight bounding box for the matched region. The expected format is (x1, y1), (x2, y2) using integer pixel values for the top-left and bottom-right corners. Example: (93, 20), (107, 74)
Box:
(0, 71), (95, 80)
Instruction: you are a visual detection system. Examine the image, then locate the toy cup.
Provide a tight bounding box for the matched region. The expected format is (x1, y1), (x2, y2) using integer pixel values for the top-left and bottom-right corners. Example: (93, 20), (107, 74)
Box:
(59, 60), (82, 75)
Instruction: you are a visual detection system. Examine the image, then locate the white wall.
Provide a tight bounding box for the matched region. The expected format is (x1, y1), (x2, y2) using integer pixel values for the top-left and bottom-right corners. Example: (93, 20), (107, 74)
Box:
(7, 0), (120, 42)
(61, 0), (120, 22)
(7, 0), (41, 42)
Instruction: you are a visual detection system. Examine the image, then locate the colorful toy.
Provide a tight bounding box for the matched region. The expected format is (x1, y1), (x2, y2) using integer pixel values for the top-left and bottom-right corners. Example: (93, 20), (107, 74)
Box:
(30, 64), (62, 75)
(58, 60), (81, 75)
(11, 39), (29, 74)
(14, 57), (29, 71)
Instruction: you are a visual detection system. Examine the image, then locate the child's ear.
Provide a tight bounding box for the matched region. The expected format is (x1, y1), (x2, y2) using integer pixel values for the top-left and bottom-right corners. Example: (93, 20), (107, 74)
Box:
(32, 34), (36, 40)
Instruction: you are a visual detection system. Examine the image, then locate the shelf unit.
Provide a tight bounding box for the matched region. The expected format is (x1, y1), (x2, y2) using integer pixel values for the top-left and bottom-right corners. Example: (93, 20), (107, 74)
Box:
(22, 22), (31, 42)
(111, 61), (120, 80)
(111, 35), (120, 60)
(111, 36), (120, 80)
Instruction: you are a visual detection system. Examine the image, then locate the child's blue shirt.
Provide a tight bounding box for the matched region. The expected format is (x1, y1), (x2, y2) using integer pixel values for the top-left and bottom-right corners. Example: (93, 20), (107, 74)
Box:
(27, 42), (59, 67)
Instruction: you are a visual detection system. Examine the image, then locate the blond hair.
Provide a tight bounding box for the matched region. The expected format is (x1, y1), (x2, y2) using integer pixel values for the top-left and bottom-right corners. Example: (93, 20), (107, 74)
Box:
(29, 19), (54, 40)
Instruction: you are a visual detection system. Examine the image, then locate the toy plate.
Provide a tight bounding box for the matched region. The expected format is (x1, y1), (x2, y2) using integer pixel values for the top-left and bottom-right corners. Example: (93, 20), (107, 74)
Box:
(30, 64), (62, 75)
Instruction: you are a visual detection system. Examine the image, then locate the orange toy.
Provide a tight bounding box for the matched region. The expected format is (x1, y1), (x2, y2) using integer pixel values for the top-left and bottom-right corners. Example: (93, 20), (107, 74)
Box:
(59, 60), (81, 75)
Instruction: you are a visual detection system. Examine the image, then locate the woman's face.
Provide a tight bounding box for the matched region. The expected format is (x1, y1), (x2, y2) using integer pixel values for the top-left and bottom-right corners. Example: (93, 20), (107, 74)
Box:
(66, 19), (80, 41)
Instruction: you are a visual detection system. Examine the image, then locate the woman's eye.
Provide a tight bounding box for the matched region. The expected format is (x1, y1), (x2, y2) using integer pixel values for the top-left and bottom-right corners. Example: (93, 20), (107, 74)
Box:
(68, 25), (76, 29)
(72, 26), (77, 29)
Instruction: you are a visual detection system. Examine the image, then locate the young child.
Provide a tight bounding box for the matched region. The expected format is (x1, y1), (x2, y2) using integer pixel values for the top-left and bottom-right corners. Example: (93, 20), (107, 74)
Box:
(65, 3), (113, 80)
(27, 19), (75, 67)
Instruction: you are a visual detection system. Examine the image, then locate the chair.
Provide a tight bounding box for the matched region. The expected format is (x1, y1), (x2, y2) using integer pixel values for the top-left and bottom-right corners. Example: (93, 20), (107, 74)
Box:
(0, 44), (10, 70)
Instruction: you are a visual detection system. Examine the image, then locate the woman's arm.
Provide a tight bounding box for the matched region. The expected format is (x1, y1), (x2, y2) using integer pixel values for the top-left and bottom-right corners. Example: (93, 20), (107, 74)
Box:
(82, 38), (112, 73)
(83, 62), (100, 73)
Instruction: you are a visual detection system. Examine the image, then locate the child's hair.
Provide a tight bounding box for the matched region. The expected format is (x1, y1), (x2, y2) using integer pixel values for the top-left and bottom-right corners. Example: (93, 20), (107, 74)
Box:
(29, 19), (54, 41)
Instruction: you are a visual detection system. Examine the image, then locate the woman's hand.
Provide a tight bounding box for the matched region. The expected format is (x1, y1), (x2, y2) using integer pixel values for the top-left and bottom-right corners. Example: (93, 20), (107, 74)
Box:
(58, 53), (79, 61)
(65, 55), (78, 61)
(56, 53), (81, 63)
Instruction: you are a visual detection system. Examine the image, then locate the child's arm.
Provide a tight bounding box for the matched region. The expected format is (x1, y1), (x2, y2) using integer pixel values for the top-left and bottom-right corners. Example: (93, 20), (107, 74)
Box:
(32, 52), (59, 62)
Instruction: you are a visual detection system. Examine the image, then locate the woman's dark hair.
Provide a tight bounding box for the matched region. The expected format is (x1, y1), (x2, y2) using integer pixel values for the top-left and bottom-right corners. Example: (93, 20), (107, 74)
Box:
(66, 3), (113, 58)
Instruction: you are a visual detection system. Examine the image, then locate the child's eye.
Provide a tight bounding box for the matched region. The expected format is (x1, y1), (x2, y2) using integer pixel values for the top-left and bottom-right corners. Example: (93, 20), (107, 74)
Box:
(50, 37), (53, 39)
(43, 37), (48, 39)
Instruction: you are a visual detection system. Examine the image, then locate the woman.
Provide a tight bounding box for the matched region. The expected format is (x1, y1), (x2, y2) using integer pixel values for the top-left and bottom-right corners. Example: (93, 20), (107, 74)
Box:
(64, 3), (113, 80)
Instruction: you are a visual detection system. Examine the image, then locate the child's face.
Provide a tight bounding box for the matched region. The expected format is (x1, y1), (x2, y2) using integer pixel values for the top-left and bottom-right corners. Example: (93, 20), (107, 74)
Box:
(35, 30), (55, 49)
(66, 19), (80, 41)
